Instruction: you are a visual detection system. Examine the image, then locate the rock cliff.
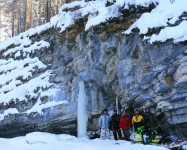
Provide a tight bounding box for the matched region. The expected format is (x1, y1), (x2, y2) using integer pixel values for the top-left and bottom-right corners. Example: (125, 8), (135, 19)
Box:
(0, 0), (186, 138)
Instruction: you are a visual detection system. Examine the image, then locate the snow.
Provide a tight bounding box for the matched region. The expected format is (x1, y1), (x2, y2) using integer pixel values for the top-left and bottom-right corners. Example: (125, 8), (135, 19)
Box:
(0, 4), (71, 118)
(183, 145), (187, 150)
(0, 0), (159, 48)
(0, 65), (52, 104)
(0, 23), (51, 52)
(124, 0), (187, 43)
(51, 0), (158, 32)
(0, 108), (19, 121)
(51, 0), (187, 43)
(26, 132), (76, 144)
(0, 132), (169, 150)
(150, 21), (187, 43)
(4, 40), (50, 57)
(0, 0), (186, 53)
(27, 99), (68, 114)
(0, 29), (66, 119)
(77, 81), (88, 138)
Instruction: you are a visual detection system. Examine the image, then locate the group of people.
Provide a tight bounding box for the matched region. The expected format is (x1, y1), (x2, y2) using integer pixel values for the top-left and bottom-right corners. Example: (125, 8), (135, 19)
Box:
(99, 108), (153, 140)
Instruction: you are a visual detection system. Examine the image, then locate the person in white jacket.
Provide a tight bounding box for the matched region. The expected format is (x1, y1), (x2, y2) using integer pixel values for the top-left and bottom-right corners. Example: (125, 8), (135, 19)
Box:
(99, 109), (110, 140)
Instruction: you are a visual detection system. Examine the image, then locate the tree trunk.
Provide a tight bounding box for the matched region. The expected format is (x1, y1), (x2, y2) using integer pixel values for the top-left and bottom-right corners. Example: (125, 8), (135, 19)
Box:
(11, 10), (15, 37)
(26, 0), (32, 30)
(23, 0), (27, 31)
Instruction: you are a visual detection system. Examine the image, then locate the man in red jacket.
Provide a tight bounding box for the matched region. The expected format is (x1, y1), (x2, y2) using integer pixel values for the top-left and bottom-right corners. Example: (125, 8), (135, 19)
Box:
(119, 110), (132, 141)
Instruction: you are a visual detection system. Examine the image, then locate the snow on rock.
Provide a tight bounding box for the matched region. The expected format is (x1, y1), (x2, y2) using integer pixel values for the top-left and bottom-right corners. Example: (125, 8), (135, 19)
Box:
(0, 39), (55, 109)
(0, 108), (19, 121)
(0, 0), (186, 51)
(49, 0), (187, 43)
(0, 32), (66, 119)
(150, 21), (187, 44)
(3, 40), (50, 57)
(0, 0), (159, 49)
(0, 57), (54, 105)
(51, 0), (159, 32)
(27, 99), (68, 114)
(124, 0), (187, 43)
(0, 23), (51, 52)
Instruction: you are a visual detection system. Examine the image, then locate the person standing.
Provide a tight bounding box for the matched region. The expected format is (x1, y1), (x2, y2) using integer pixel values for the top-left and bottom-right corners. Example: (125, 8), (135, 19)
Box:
(132, 108), (144, 132)
(119, 110), (132, 141)
(143, 109), (156, 130)
(142, 109), (156, 144)
(109, 110), (122, 140)
(99, 109), (111, 140)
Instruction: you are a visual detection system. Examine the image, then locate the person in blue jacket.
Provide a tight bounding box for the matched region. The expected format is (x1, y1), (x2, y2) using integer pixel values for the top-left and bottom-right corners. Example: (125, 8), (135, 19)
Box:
(99, 109), (111, 140)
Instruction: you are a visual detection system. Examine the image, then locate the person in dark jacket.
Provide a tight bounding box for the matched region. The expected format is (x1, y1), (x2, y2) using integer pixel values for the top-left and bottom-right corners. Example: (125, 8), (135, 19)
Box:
(119, 110), (132, 141)
(109, 110), (122, 140)
(142, 109), (157, 144)
(132, 108), (144, 132)
(143, 109), (156, 130)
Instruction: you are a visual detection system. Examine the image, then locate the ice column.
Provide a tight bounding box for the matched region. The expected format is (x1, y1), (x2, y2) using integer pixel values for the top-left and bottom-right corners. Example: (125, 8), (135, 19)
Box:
(116, 96), (119, 114)
(77, 81), (88, 138)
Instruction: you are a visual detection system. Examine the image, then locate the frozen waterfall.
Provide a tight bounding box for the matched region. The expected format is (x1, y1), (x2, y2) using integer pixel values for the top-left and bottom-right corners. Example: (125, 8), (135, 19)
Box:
(116, 96), (119, 114)
(77, 81), (88, 138)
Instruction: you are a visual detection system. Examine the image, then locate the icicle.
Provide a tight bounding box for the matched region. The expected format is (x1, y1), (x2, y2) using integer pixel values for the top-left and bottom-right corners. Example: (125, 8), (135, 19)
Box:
(77, 81), (88, 138)
(116, 96), (118, 114)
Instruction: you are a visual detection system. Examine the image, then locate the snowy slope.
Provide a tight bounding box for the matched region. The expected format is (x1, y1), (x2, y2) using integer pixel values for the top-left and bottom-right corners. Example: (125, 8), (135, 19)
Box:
(0, 29), (67, 120)
(0, 132), (169, 150)
(0, 36), (67, 120)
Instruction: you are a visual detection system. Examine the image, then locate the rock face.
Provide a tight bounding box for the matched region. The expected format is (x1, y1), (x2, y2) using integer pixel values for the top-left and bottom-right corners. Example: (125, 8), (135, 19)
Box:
(0, 6), (187, 138)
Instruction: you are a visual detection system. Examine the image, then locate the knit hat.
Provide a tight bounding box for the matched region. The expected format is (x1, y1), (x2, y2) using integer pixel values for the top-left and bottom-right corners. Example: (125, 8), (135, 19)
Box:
(123, 110), (126, 113)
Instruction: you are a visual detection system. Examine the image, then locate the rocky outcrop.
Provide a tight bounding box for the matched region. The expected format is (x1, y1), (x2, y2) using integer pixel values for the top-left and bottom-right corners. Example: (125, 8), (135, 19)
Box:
(0, 3), (187, 138)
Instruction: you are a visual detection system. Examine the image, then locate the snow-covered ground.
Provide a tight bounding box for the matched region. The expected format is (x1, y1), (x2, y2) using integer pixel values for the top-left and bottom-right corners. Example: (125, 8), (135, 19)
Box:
(0, 132), (168, 150)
